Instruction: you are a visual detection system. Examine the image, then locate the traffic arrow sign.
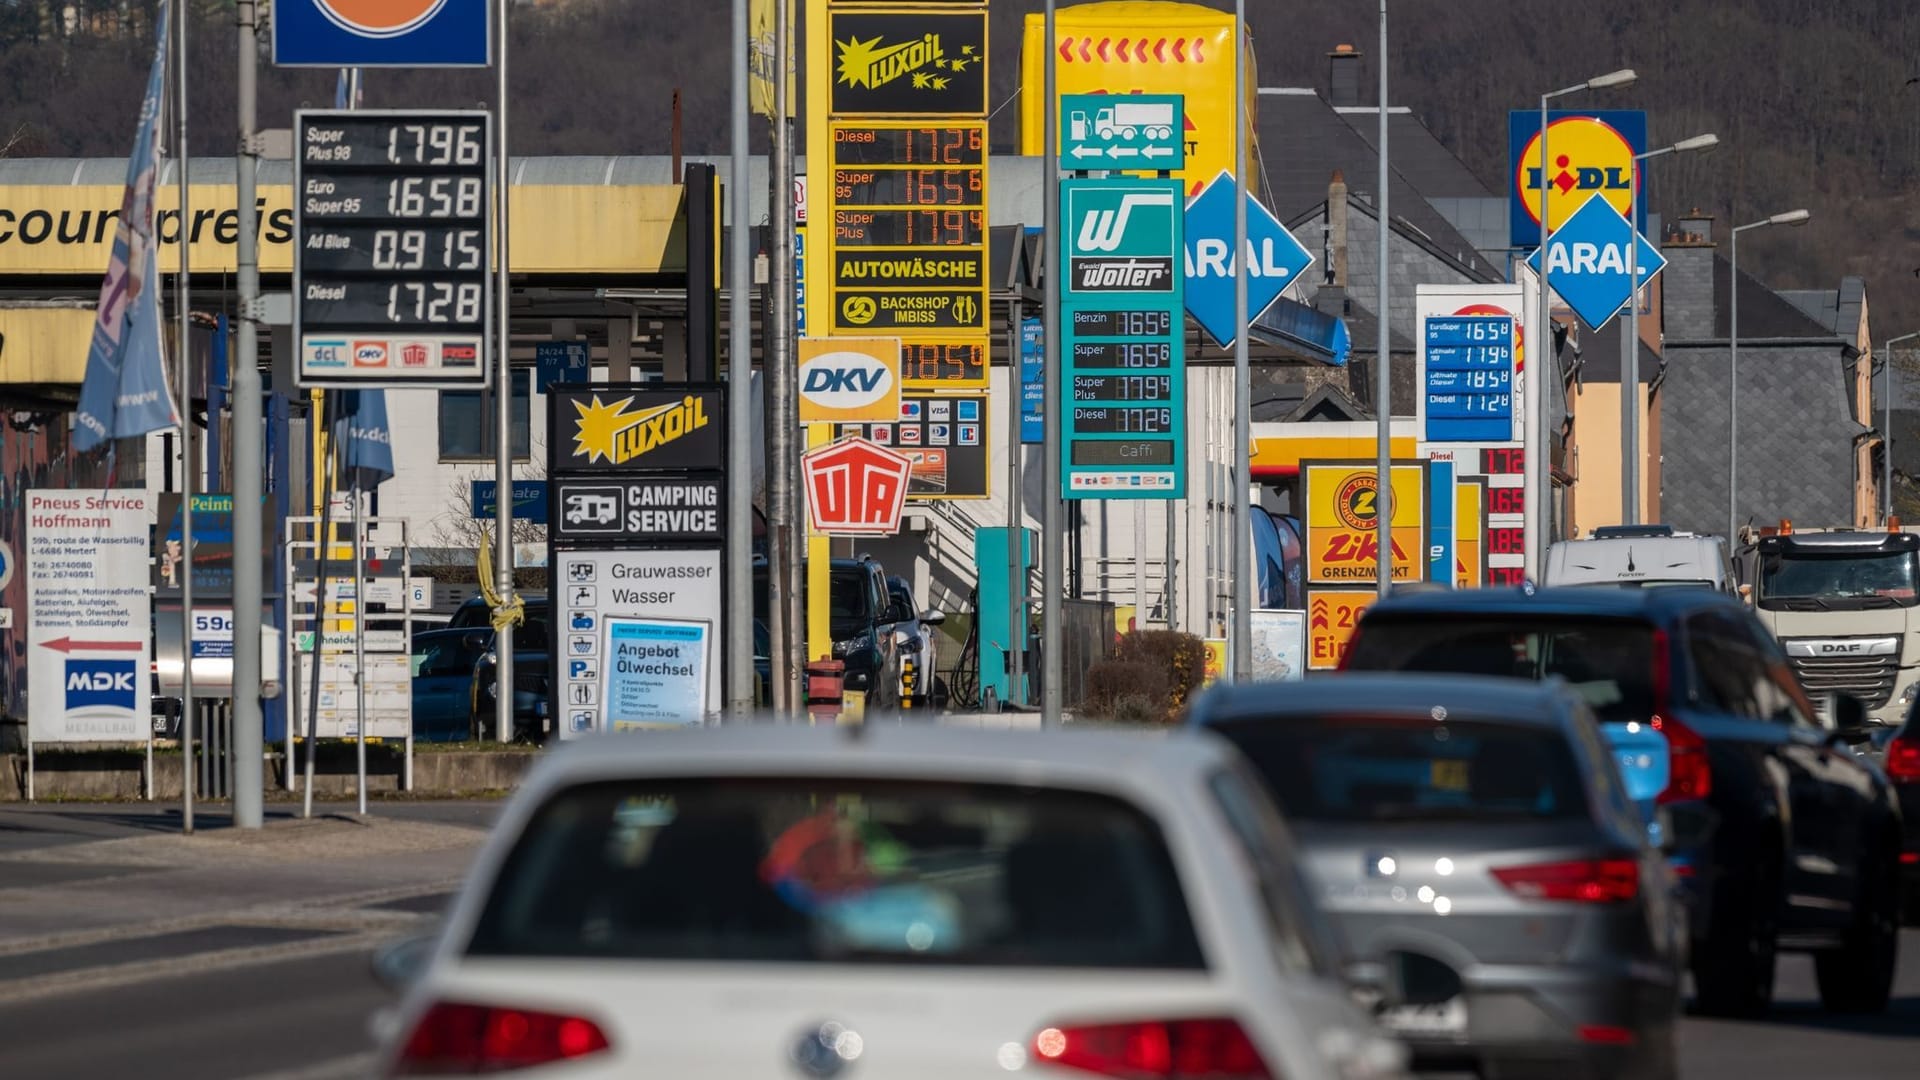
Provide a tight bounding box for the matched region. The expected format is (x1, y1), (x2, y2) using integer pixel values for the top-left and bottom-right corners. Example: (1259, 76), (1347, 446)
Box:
(39, 637), (143, 654)
(1523, 193), (1667, 330)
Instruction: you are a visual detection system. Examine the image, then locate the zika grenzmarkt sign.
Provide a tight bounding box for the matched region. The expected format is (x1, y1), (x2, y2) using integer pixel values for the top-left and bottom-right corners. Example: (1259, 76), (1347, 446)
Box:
(1059, 176), (1186, 498)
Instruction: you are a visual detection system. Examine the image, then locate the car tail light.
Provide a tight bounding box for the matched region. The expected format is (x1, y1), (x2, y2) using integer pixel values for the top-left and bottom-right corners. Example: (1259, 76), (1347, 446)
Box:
(1032, 1018), (1273, 1080)
(391, 1001), (610, 1075)
(1887, 733), (1920, 783)
(1643, 628), (1711, 804)
(1491, 857), (1640, 903)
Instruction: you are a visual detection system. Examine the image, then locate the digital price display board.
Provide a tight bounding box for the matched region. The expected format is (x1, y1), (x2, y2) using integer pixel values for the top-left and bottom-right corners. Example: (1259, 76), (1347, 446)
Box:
(825, 121), (989, 390)
(1421, 315), (1515, 442)
(1058, 176), (1187, 499)
(295, 110), (493, 388)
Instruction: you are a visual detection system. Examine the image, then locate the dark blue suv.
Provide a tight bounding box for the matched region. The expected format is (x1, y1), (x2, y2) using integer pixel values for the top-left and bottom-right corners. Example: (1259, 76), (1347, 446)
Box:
(1343, 586), (1904, 1017)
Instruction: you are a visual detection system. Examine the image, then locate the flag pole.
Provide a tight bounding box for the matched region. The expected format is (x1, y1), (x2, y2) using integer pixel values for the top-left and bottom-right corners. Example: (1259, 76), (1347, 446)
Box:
(174, 0), (196, 835)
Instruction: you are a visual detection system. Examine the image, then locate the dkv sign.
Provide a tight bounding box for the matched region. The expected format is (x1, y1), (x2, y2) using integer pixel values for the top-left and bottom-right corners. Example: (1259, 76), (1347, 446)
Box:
(804, 437), (913, 536)
(798, 337), (902, 424)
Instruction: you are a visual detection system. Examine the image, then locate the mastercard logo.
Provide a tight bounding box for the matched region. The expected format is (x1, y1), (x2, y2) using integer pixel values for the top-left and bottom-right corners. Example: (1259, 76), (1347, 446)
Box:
(1454, 304), (1525, 372)
(1513, 116), (1636, 235)
(314, 0), (449, 38)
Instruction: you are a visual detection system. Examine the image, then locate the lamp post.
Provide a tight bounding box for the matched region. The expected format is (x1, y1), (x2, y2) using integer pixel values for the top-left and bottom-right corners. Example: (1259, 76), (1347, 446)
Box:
(1880, 331), (1920, 524)
(1729, 208), (1812, 540)
(1623, 133), (1718, 525)
(1535, 69), (1635, 576)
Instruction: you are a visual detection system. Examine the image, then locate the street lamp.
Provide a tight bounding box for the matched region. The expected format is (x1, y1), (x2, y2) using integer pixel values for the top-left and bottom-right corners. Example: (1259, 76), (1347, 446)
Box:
(1622, 132), (1718, 525)
(1881, 331), (1920, 524)
(1536, 68), (1636, 576)
(1729, 208), (1811, 540)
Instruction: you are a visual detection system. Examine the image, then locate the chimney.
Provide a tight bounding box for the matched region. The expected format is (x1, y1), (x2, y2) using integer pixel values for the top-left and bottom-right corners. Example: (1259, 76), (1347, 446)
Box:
(1328, 44), (1362, 108)
(1327, 170), (1349, 286)
(1661, 207), (1717, 340)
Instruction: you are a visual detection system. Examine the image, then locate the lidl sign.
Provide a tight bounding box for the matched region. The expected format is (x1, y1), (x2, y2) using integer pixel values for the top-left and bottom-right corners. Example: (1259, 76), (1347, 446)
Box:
(1508, 110), (1646, 247)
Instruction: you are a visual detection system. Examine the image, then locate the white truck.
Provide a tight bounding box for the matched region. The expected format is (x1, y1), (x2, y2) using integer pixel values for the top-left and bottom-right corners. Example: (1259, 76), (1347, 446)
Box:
(1744, 523), (1920, 728)
(1069, 101), (1176, 143)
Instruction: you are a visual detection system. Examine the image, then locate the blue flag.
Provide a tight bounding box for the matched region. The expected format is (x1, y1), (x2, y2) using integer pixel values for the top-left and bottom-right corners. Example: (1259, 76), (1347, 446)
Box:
(335, 390), (395, 491)
(72, 2), (181, 453)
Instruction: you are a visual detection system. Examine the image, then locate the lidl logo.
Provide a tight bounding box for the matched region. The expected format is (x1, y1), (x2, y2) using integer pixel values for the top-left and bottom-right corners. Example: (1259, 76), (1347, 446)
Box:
(1508, 111), (1645, 247)
(570, 394), (713, 466)
(65, 659), (138, 712)
(315, 0), (448, 38)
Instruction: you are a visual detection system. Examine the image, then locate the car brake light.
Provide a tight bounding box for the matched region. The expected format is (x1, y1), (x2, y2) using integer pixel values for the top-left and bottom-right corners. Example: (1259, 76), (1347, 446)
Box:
(1887, 735), (1920, 783)
(1651, 714), (1711, 804)
(1032, 1018), (1273, 1080)
(1491, 857), (1640, 903)
(391, 1001), (610, 1075)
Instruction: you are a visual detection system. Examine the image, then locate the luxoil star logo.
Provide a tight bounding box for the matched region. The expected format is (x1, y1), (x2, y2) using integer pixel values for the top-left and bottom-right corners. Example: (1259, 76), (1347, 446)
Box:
(836, 34), (976, 93)
(571, 394), (711, 466)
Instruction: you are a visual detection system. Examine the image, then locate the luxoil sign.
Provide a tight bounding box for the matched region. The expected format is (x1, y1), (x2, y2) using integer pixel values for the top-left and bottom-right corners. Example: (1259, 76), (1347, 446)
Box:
(829, 8), (989, 116)
(556, 387), (725, 473)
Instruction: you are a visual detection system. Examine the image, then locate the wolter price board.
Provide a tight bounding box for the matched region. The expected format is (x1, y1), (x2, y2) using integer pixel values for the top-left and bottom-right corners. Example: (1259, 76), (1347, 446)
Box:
(294, 109), (494, 388)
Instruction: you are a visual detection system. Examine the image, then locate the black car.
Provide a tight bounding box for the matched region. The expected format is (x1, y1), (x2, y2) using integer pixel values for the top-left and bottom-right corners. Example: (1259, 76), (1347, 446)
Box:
(753, 556), (901, 712)
(1343, 586), (1905, 1017)
(443, 594), (551, 741)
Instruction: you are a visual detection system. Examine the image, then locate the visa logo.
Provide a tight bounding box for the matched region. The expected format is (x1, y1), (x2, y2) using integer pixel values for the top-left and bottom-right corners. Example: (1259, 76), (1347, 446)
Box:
(65, 659), (138, 711)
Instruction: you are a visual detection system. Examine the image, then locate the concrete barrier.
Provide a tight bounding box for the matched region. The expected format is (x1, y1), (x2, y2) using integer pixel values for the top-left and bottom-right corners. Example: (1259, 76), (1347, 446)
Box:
(0, 746), (538, 801)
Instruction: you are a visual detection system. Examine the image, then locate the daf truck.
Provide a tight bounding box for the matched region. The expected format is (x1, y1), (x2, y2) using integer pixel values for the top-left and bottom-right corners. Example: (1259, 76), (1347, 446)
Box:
(1746, 524), (1920, 727)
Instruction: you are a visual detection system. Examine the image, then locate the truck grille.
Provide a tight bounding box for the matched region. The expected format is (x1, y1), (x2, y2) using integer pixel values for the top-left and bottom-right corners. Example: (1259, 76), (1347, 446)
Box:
(1787, 655), (1898, 708)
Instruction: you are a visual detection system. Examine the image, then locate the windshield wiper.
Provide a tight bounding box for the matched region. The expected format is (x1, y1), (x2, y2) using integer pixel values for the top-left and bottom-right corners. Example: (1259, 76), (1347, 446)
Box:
(1770, 597), (1831, 611)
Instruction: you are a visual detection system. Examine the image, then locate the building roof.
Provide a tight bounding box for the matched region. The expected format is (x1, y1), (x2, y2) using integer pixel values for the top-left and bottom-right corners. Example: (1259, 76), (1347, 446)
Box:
(1570, 316), (1663, 384)
(1332, 106), (1495, 201)
(1699, 255), (1842, 341)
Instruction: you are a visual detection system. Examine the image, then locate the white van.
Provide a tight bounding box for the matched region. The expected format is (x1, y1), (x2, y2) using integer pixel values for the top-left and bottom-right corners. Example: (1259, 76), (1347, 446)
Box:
(1544, 525), (1736, 593)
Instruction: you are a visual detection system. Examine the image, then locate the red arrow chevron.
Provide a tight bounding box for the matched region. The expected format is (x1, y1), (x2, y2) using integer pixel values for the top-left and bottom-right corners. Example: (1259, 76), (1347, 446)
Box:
(40, 637), (143, 654)
(1153, 38), (1168, 62)
(1096, 37), (1110, 61)
(1116, 38), (1131, 62)
(1193, 37), (1206, 62)
(1173, 38), (1187, 62)
(1081, 38), (1095, 62)
(1059, 38), (1073, 62)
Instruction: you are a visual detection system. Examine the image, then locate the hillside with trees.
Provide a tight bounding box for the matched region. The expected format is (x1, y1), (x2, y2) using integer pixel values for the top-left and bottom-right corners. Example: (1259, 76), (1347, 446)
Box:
(2, 0), (1916, 328)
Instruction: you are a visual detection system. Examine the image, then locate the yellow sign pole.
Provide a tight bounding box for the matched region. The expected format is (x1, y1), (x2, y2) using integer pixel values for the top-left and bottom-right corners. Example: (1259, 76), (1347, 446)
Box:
(803, 0), (831, 669)
(806, 423), (831, 662)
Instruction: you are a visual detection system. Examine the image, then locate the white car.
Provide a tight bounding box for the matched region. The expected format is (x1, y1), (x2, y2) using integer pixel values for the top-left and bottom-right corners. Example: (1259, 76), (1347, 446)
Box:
(370, 725), (1409, 1080)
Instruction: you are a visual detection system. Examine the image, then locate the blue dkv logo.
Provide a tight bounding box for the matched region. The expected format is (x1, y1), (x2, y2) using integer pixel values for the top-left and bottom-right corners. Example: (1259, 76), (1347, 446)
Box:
(65, 659), (139, 711)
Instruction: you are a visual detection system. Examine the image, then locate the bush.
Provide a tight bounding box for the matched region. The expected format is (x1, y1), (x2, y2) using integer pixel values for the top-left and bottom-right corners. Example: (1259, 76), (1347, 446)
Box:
(1113, 630), (1210, 713)
(1081, 659), (1172, 723)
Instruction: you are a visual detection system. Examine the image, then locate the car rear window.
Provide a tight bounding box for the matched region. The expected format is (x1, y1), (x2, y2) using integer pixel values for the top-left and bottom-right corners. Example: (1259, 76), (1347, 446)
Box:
(1345, 617), (1658, 725)
(466, 779), (1206, 970)
(1214, 716), (1589, 823)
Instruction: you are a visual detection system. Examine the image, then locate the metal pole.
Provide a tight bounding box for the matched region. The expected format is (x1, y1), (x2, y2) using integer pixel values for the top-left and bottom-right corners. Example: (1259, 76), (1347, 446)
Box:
(1008, 298), (1024, 706)
(230, 0), (264, 829)
(1134, 505), (1148, 626)
(352, 484), (366, 814)
(1230, 0), (1253, 675)
(493, 0), (516, 743)
(767, 0), (795, 716)
(1535, 92), (1551, 578)
(1883, 333), (1920, 522)
(303, 452), (333, 820)
(1041, 0), (1062, 725)
(1729, 225), (1739, 542)
(1624, 153), (1639, 526)
(1372, 0), (1390, 600)
(727, 0), (755, 717)
(176, 0), (196, 834)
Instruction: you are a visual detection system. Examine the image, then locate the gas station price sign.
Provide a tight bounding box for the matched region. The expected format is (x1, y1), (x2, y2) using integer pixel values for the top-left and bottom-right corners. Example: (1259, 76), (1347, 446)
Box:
(1420, 315), (1515, 443)
(1059, 177), (1186, 499)
(826, 121), (990, 391)
(294, 109), (494, 389)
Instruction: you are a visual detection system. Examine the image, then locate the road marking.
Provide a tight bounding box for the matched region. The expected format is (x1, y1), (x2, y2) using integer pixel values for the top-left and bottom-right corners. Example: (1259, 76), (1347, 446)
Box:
(0, 930), (392, 1007)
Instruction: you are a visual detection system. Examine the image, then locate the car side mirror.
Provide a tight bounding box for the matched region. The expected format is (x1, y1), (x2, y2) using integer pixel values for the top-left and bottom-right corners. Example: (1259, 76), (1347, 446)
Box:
(921, 608), (946, 626)
(1342, 958), (1405, 1009)
(370, 933), (436, 992)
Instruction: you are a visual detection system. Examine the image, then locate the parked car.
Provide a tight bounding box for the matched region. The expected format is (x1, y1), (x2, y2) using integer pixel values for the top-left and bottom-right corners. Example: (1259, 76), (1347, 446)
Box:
(368, 726), (1410, 1080)
(426, 594), (552, 742)
(884, 574), (947, 710)
(409, 627), (496, 743)
(1189, 673), (1683, 1079)
(1343, 586), (1906, 1017)
(1885, 714), (1920, 922)
(753, 556), (904, 712)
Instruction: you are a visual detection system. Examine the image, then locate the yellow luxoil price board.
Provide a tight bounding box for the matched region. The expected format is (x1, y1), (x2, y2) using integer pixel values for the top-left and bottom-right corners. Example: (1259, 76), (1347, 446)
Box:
(1303, 461), (1428, 585)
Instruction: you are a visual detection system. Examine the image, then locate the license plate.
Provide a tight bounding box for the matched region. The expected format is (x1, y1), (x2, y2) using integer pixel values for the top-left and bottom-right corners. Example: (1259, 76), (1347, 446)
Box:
(1378, 997), (1468, 1036)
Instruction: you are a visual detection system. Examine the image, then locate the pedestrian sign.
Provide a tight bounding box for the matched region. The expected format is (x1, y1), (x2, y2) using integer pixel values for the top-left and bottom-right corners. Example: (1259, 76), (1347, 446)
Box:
(1060, 94), (1186, 170)
(1182, 171), (1314, 349)
(1523, 193), (1666, 330)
